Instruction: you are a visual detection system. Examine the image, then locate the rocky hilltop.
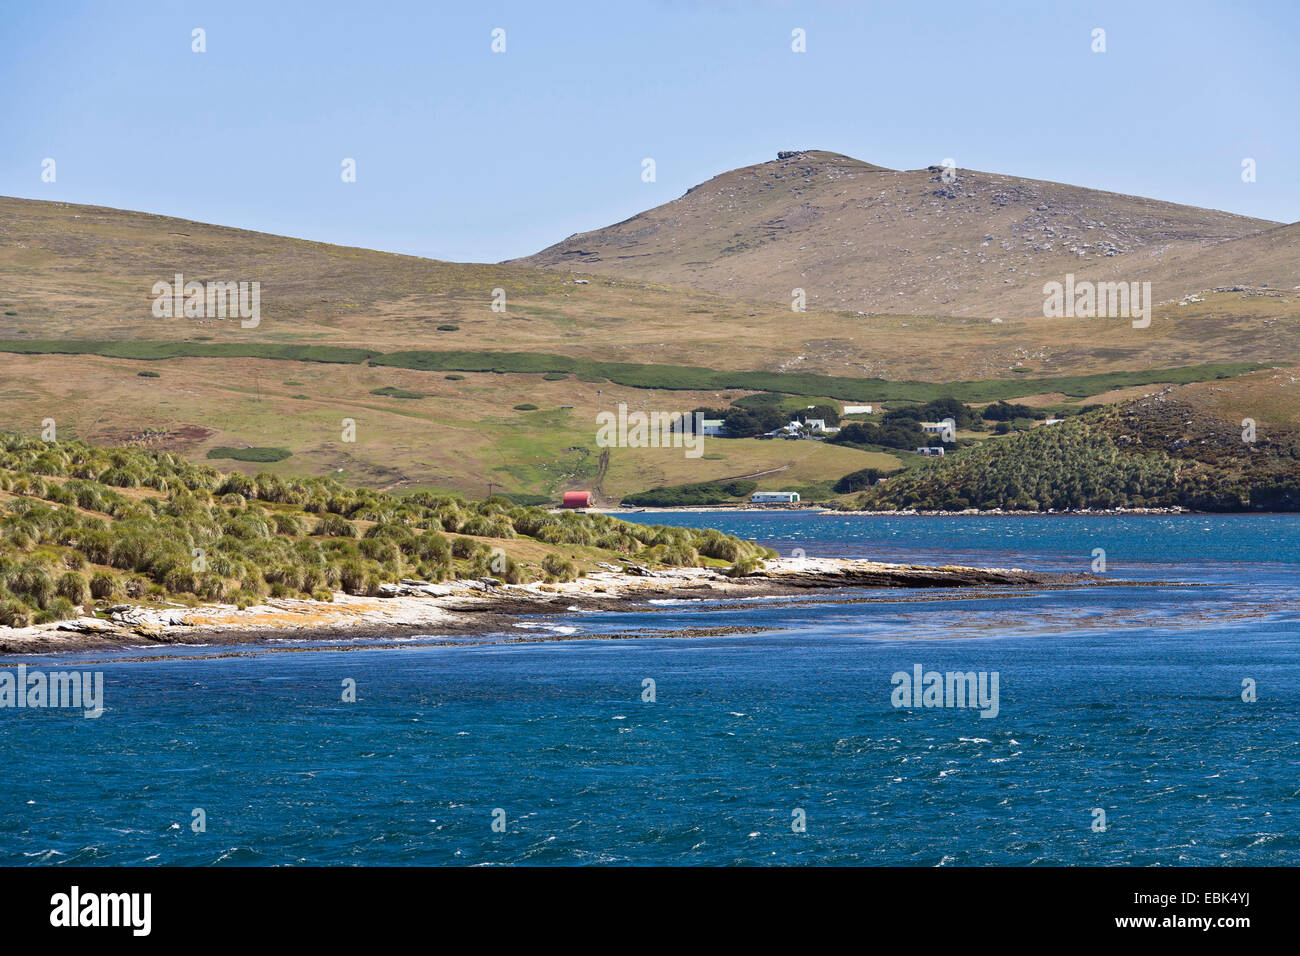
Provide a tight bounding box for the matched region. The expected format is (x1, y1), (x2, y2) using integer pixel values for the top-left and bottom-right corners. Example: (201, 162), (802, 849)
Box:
(518, 150), (1281, 316)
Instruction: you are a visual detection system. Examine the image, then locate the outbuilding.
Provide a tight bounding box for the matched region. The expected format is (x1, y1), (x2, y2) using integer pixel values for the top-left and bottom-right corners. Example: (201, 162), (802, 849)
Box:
(751, 491), (801, 504)
(562, 491), (593, 508)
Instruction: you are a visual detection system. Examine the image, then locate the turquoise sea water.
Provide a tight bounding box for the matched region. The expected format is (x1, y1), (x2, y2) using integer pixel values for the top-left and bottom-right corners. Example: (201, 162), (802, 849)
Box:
(1, 514), (1297, 866)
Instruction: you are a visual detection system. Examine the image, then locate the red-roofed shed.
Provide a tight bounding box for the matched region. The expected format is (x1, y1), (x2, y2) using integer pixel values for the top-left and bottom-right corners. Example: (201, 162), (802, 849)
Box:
(562, 491), (592, 509)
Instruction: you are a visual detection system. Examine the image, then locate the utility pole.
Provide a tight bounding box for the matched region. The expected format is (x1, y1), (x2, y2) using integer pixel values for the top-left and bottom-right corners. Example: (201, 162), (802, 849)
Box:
(486, 480), (502, 498)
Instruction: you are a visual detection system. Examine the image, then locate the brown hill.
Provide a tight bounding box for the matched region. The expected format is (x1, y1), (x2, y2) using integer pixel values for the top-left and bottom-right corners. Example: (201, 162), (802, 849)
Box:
(516, 149), (1281, 316)
(0, 195), (571, 336)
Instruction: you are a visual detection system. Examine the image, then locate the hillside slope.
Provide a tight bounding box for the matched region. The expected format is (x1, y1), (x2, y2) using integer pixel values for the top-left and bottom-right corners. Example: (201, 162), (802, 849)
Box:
(0, 193), (1292, 500)
(851, 402), (1300, 512)
(518, 149), (1281, 315)
(0, 194), (573, 336)
(1069, 220), (1300, 300)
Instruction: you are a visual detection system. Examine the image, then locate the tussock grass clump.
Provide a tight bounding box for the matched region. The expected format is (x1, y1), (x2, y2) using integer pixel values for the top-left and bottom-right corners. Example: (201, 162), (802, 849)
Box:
(0, 599), (32, 628)
(0, 432), (771, 617)
(313, 513), (357, 538)
(725, 554), (766, 577)
(540, 553), (577, 582)
(89, 571), (118, 600)
(56, 571), (90, 604)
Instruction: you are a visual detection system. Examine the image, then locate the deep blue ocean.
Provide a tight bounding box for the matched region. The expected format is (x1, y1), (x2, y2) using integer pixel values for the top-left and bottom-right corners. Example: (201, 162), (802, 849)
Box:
(2, 514), (1297, 866)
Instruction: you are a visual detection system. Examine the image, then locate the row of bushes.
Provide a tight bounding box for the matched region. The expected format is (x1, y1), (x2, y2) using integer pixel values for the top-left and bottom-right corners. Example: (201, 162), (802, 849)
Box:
(621, 480), (757, 507)
(368, 349), (1267, 403)
(0, 340), (1264, 402)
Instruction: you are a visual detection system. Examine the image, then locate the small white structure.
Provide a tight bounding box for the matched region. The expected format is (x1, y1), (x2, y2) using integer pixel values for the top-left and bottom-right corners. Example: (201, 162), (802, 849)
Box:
(1043, 418), (1064, 426)
(916, 446), (945, 457)
(920, 421), (947, 435)
(700, 419), (726, 436)
(804, 418), (828, 432)
(751, 491), (801, 504)
(843, 405), (873, 415)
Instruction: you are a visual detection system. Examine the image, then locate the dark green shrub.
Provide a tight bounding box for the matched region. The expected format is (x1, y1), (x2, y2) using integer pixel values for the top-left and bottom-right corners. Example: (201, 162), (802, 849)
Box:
(206, 446), (292, 463)
(621, 480), (756, 507)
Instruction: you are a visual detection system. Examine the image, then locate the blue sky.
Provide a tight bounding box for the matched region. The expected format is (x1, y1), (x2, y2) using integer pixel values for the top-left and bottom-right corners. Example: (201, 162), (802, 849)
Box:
(3, 0), (1296, 262)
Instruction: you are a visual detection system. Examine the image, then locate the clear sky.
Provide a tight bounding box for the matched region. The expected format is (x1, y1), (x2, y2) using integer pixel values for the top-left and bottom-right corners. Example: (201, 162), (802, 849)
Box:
(3, 0), (1296, 263)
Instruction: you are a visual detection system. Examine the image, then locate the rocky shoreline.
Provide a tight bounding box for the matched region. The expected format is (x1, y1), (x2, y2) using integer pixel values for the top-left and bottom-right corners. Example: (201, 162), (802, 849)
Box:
(598, 506), (1192, 516)
(0, 557), (1094, 657)
(824, 507), (1191, 517)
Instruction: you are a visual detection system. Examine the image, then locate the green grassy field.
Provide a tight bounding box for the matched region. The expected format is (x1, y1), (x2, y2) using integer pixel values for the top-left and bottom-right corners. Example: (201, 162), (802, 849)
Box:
(0, 351), (901, 501)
